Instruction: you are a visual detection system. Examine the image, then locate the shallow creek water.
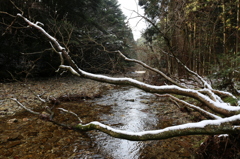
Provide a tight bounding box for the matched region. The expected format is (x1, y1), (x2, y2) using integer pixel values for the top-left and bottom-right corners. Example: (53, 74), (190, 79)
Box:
(0, 85), (204, 159)
(83, 86), (204, 159)
(88, 87), (158, 159)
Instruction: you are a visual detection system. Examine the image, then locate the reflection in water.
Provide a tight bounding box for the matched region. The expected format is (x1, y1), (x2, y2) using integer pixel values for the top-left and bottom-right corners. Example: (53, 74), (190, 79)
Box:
(89, 87), (158, 159)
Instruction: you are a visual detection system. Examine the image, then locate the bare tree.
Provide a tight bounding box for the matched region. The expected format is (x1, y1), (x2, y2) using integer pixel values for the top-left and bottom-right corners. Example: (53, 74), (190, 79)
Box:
(11, 14), (240, 141)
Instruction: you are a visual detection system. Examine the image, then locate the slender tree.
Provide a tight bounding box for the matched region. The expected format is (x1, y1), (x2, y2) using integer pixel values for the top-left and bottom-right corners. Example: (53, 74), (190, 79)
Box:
(139, 0), (239, 91)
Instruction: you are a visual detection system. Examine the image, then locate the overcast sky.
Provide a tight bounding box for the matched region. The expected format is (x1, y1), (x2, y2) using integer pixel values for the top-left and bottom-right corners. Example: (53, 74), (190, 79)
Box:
(117, 0), (146, 40)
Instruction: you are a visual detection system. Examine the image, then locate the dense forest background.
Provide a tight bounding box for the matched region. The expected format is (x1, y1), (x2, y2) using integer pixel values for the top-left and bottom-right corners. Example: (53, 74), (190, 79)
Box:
(137, 0), (239, 91)
(0, 0), (135, 80)
(0, 0), (239, 91)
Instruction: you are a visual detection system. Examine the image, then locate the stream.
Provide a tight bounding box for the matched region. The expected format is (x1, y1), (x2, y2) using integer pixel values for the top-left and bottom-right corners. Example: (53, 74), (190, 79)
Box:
(81, 86), (203, 159)
(88, 87), (158, 159)
(0, 82), (204, 159)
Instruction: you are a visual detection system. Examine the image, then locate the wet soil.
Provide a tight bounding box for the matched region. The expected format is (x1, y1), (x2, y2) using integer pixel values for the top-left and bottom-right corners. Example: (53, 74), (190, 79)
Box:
(0, 77), (207, 159)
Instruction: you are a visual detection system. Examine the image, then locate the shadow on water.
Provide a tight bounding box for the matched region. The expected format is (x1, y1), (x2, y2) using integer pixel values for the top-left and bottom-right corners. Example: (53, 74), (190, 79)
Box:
(87, 87), (158, 159)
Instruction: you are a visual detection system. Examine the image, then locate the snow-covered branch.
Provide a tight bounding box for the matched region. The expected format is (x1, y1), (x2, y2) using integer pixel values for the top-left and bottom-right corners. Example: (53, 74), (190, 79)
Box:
(59, 65), (80, 76)
(17, 14), (65, 51)
(9, 98), (240, 141)
(17, 13), (240, 116)
(158, 48), (213, 89)
(17, 13), (81, 75)
(16, 14), (240, 141)
(73, 115), (240, 141)
(58, 108), (82, 123)
(117, 50), (185, 88)
(75, 70), (240, 116)
(155, 94), (222, 120)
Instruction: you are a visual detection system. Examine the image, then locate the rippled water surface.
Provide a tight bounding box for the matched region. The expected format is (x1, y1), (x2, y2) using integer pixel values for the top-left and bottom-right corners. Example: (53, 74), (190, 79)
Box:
(88, 87), (158, 159)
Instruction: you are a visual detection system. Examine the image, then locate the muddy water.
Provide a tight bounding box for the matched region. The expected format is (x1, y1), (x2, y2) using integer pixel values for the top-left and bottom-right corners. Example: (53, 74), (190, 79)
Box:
(88, 87), (158, 159)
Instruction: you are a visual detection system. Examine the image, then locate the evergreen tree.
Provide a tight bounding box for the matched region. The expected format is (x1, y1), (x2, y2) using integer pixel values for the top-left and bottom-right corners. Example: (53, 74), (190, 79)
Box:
(0, 0), (135, 80)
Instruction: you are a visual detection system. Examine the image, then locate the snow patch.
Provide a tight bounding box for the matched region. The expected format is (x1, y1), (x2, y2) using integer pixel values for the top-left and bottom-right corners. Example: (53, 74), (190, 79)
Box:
(218, 134), (229, 138)
(135, 71), (146, 74)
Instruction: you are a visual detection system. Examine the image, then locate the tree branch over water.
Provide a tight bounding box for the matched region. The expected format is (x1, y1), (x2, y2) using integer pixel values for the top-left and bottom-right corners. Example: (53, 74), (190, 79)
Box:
(15, 14), (240, 141)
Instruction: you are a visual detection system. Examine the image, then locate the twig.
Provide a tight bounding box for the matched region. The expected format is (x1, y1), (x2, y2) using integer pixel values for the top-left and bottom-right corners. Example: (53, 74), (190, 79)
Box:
(58, 108), (82, 123)
(11, 98), (40, 115)
(21, 48), (52, 55)
(10, 0), (24, 15)
(21, 84), (46, 103)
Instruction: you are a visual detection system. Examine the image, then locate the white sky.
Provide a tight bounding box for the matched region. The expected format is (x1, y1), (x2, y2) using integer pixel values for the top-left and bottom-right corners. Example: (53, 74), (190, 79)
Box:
(117, 0), (146, 40)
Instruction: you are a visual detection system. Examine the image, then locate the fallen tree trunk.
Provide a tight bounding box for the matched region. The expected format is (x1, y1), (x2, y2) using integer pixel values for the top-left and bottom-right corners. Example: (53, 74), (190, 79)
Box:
(12, 14), (240, 141)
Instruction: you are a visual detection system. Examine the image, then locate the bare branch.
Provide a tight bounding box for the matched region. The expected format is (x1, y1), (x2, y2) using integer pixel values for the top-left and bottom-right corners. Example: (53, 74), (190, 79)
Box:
(21, 84), (47, 103)
(0, 11), (16, 18)
(21, 48), (52, 55)
(58, 108), (82, 123)
(159, 48), (212, 89)
(10, 0), (24, 15)
(10, 98), (40, 115)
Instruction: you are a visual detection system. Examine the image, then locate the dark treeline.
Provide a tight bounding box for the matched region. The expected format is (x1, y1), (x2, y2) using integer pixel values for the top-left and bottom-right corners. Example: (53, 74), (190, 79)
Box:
(0, 0), (135, 80)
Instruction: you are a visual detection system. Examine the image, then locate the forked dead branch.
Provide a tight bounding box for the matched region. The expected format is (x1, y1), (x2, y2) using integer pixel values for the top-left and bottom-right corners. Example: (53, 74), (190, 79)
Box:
(12, 14), (240, 141)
